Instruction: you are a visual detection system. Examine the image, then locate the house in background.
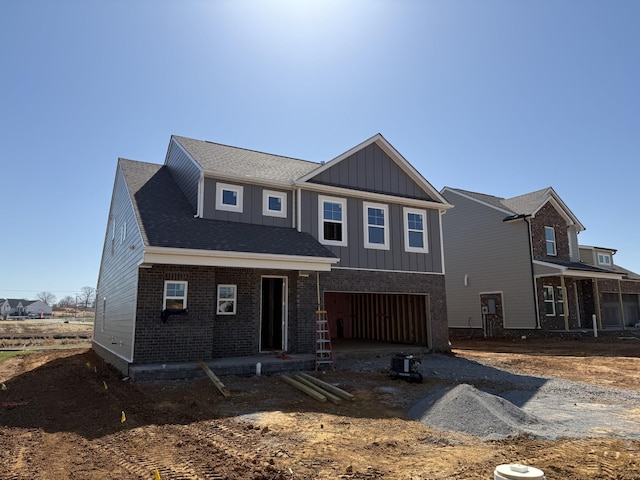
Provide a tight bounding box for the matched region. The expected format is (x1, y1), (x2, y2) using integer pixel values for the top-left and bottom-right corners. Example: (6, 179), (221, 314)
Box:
(93, 134), (453, 377)
(0, 299), (52, 317)
(441, 186), (640, 336)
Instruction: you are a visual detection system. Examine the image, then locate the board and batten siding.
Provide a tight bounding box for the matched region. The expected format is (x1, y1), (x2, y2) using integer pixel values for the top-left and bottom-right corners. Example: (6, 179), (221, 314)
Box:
(201, 177), (293, 227)
(441, 189), (537, 329)
(94, 165), (144, 362)
(299, 190), (443, 273)
(310, 142), (434, 200)
(165, 140), (201, 213)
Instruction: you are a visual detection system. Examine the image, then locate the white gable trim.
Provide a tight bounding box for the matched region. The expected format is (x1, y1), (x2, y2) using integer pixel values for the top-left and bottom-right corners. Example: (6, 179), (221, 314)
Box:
(531, 189), (585, 232)
(297, 134), (450, 205)
(142, 246), (338, 271)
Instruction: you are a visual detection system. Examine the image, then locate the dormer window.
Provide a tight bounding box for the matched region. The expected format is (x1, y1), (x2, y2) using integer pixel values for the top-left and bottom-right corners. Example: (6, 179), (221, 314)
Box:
(597, 252), (612, 266)
(545, 227), (557, 256)
(216, 182), (244, 213)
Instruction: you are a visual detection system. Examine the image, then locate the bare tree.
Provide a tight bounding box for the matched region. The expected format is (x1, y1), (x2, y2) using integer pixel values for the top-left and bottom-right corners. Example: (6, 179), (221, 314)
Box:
(37, 291), (57, 306)
(58, 296), (75, 308)
(78, 286), (96, 310)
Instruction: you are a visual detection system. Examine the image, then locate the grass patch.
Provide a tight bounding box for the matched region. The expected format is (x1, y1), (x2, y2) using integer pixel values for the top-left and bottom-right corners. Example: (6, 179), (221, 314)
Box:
(0, 350), (31, 365)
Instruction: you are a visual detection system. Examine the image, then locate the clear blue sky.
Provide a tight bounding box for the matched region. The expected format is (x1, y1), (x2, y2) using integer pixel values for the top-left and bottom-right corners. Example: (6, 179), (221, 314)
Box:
(1, 0), (638, 301)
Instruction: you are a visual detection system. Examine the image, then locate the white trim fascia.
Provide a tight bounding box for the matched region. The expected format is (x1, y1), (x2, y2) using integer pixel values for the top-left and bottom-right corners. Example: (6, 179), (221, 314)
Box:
(297, 134), (449, 204)
(142, 246), (338, 271)
(167, 136), (204, 173)
(532, 260), (624, 280)
(441, 187), (515, 216)
(204, 171), (294, 189)
(299, 182), (452, 211)
(331, 266), (445, 275)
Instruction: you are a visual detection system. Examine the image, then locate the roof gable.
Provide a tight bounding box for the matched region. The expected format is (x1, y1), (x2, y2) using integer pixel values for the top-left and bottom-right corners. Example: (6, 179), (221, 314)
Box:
(442, 186), (585, 231)
(298, 134), (449, 204)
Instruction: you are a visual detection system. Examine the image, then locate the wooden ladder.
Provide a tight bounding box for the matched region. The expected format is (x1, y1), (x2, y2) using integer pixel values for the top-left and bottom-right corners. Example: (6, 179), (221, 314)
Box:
(315, 310), (335, 371)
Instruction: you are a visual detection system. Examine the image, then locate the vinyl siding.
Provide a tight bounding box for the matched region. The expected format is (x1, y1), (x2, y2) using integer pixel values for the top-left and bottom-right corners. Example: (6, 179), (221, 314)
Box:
(310, 143), (434, 200)
(201, 177), (293, 227)
(299, 190), (443, 273)
(165, 140), (201, 213)
(94, 165), (144, 362)
(567, 225), (580, 262)
(441, 189), (537, 329)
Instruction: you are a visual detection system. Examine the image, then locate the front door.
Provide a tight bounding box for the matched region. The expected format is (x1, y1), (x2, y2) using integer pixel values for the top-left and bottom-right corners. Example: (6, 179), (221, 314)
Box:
(261, 277), (285, 351)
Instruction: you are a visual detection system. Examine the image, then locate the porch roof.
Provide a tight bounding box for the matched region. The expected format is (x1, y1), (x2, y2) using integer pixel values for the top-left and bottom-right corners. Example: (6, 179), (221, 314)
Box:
(533, 259), (625, 279)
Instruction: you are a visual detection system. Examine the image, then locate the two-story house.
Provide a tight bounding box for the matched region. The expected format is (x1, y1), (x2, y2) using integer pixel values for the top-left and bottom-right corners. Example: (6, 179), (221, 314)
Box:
(440, 186), (640, 336)
(93, 134), (453, 377)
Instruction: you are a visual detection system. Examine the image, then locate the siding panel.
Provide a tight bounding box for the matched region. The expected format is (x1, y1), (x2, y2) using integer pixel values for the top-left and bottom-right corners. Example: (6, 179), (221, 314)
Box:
(165, 141), (201, 212)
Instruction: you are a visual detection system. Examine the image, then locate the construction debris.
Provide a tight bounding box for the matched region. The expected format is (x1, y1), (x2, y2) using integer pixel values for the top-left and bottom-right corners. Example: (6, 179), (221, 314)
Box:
(280, 375), (327, 402)
(198, 360), (231, 398)
(297, 372), (355, 401)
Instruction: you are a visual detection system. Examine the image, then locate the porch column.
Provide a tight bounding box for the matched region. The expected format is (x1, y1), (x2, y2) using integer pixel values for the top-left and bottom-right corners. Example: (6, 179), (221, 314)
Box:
(593, 277), (602, 329)
(618, 279), (626, 329)
(561, 276), (569, 331)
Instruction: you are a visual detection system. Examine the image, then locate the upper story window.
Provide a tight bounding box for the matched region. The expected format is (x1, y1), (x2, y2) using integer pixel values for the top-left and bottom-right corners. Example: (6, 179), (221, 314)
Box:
(403, 207), (428, 253)
(262, 189), (287, 218)
(216, 182), (244, 213)
(597, 252), (612, 266)
(545, 227), (557, 256)
(543, 285), (555, 315)
(318, 195), (347, 247)
(163, 281), (187, 310)
(363, 202), (389, 250)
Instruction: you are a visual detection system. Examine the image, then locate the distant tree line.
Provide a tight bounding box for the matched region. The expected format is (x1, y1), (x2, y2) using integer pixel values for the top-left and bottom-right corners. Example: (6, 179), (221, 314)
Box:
(36, 286), (96, 309)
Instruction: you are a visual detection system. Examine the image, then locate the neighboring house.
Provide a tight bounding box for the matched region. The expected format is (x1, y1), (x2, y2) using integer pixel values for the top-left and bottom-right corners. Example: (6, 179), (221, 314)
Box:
(0, 299), (11, 318)
(24, 300), (53, 317)
(93, 133), (453, 375)
(441, 186), (640, 336)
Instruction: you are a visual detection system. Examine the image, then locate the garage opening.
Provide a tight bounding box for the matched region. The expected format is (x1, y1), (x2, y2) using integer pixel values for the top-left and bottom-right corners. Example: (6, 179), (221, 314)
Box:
(324, 292), (430, 345)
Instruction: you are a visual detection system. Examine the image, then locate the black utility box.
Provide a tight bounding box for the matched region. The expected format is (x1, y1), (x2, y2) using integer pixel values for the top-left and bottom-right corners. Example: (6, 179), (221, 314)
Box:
(389, 353), (423, 383)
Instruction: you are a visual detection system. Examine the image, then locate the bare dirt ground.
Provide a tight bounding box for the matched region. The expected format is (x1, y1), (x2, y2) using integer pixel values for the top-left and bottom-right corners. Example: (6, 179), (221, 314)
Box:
(1, 326), (639, 479)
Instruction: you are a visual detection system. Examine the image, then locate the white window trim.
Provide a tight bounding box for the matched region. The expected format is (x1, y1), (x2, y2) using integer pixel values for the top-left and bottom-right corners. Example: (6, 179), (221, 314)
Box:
(262, 189), (287, 218)
(543, 285), (555, 316)
(217, 284), (237, 315)
(216, 182), (244, 213)
(545, 226), (557, 256)
(597, 253), (612, 266)
(363, 201), (389, 250)
(163, 280), (188, 310)
(318, 195), (347, 247)
(403, 207), (428, 253)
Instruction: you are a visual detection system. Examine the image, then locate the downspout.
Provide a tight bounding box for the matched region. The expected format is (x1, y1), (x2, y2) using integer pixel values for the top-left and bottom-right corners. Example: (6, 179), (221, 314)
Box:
(296, 187), (302, 232)
(523, 216), (541, 329)
(594, 277), (602, 329)
(291, 186), (297, 229)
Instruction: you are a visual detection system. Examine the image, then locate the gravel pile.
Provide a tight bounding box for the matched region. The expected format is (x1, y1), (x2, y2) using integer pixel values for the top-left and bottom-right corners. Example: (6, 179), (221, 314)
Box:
(339, 352), (640, 441)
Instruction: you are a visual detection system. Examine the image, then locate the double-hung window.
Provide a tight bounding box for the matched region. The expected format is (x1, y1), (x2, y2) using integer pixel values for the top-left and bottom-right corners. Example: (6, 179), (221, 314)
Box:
(216, 182), (244, 213)
(545, 227), (557, 256)
(363, 202), (389, 250)
(543, 285), (555, 315)
(403, 207), (428, 253)
(556, 286), (565, 315)
(164, 281), (187, 310)
(262, 190), (287, 218)
(217, 284), (237, 315)
(318, 195), (347, 246)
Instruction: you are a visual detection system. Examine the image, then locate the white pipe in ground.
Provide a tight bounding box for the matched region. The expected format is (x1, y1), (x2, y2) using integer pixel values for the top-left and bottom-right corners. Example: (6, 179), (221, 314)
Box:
(494, 464), (545, 480)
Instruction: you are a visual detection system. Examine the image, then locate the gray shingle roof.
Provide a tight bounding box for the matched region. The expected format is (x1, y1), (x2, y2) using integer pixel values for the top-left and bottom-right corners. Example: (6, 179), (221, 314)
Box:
(120, 159), (336, 259)
(173, 136), (321, 183)
(447, 187), (554, 215)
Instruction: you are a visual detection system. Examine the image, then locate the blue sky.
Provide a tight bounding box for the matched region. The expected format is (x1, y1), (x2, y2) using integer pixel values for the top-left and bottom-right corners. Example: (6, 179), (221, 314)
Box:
(1, 0), (638, 301)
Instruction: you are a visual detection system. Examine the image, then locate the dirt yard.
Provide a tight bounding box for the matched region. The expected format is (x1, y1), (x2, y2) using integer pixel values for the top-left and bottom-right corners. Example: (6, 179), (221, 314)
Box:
(1, 325), (639, 479)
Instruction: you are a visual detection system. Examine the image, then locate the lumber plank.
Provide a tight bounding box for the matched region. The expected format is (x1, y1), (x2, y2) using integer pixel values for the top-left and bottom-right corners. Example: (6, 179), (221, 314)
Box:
(198, 360), (231, 398)
(297, 372), (355, 401)
(292, 375), (342, 405)
(280, 375), (326, 402)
